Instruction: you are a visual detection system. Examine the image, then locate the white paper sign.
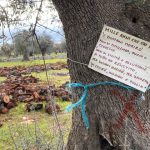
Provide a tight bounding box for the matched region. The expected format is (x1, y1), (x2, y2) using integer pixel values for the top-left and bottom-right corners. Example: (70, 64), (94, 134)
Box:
(88, 25), (150, 92)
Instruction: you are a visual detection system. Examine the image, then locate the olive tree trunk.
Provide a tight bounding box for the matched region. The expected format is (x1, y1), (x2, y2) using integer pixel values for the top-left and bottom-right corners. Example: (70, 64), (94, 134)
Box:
(22, 49), (30, 61)
(52, 0), (150, 150)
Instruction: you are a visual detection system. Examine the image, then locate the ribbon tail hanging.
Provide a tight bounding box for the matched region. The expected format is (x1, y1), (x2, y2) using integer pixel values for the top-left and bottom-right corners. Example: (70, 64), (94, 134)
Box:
(81, 88), (90, 129)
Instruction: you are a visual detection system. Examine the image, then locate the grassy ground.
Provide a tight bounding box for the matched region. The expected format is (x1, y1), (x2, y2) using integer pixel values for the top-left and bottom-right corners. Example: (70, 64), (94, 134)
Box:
(0, 58), (66, 68)
(0, 77), (6, 82)
(31, 69), (69, 86)
(0, 102), (71, 150)
(0, 58), (72, 150)
(0, 58), (67, 84)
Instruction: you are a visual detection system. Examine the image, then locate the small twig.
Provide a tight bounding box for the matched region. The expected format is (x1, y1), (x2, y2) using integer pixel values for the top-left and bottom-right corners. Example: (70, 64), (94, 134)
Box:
(0, 5), (13, 41)
(34, 31), (64, 149)
(37, 22), (65, 37)
(33, 0), (44, 32)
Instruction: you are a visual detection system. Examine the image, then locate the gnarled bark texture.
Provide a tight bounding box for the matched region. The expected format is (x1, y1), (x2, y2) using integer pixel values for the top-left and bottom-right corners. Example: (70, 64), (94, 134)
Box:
(52, 0), (150, 150)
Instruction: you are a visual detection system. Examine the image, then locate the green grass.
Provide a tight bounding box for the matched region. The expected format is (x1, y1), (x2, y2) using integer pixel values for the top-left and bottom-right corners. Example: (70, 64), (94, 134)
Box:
(0, 102), (72, 150)
(31, 69), (70, 86)
(0, 77), (6, 82)
(0, 96), (71, 150)
(0, 58), (72, 150)
(0, 59), (66, 68)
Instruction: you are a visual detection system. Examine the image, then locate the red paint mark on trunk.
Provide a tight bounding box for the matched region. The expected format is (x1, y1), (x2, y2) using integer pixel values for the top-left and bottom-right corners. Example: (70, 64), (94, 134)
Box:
(111, 90), (146, 133)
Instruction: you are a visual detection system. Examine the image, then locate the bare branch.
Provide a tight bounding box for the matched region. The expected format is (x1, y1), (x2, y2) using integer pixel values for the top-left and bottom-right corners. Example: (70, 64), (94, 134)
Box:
(32, 0), (44, 33)
(0, 5), (13, 41)
(37, 22), (64, 37)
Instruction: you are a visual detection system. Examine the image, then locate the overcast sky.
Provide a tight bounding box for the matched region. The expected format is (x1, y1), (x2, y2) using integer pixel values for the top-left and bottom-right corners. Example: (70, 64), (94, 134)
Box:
(0, 0), (64, 44)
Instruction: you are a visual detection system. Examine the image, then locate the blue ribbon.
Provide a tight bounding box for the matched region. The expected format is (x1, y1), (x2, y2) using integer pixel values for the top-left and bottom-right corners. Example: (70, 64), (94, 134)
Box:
(65, 82), (135, 129)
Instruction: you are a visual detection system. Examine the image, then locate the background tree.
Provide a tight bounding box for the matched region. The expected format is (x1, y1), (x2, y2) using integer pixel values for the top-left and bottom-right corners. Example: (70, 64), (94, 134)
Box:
(51, 0), (150, 150)
(59, 40), (66, 53)
(14, 30), (54, 60)
(53, 40), (66, 53)
(1, 43), (14, 59)
(14, 30), (31, 61)
(36, 34), (54, 55)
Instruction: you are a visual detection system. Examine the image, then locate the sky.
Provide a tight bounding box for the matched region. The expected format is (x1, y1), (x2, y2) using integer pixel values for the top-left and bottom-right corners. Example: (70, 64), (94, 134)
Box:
(0, 0), (64, 44)
(0, 0), (7, 7)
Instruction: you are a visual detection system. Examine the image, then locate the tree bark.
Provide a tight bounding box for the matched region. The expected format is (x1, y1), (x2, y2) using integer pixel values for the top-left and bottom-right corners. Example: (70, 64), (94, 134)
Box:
(22, 49), (30, 61)
(52, 0), (150, 150)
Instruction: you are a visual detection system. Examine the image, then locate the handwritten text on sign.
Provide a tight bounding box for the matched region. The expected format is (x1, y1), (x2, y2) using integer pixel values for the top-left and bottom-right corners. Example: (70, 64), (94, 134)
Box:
(88, 25), (150, 92)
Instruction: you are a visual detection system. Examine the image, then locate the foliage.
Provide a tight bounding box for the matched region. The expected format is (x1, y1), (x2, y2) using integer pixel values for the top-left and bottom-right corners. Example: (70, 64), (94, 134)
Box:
(0, 0), (62, 44)
(13, 30), (55, 60)
(54, 40), (67, 53)
(35, 34), (54, 55)
(0, 43), (14, 59)
(0, 0), (65, 60)
(13, 30), (31, 61)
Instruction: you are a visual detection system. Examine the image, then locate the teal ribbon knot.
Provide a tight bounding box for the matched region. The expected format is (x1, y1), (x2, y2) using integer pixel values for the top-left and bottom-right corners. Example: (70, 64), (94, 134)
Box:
(66, 82), (149, 129)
